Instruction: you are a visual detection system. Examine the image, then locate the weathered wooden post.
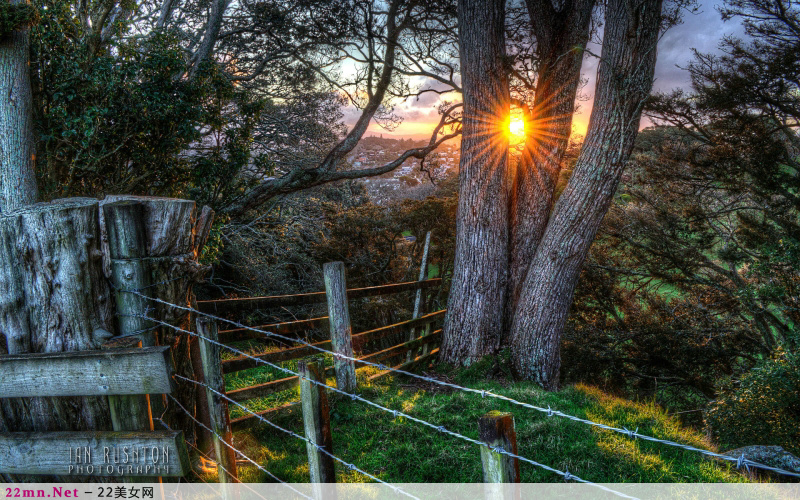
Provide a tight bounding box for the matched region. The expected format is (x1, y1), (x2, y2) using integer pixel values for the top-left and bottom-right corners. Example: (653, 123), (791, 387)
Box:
(104, 201), (162, 447)
(407, 231), (432, 362)
(413, 231), (432, 319)
(299, 359), (336, 488)
(104, 201), (156, 346)
(479, 411), (520, 484)
(197, 317), (238, 483)
(323, 262), (356, 392)
(0, 199), (115, 436)
(101, 195), (216, 454)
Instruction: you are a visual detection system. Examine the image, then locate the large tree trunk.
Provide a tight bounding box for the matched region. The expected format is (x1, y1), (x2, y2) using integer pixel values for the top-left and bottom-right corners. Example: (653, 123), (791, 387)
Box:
(507, 0), (594, 328)
(0, 0), (39, 213)
(0, 199), (113, 434)
(509, 0), (663, 389)
(441, 0), (510, 364)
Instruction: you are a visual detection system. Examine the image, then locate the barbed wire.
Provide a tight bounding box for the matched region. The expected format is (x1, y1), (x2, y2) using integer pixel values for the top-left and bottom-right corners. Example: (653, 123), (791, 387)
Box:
(165, 394), (313, 500)
(121, 290), (800, 479)
(153, 417), (245, 488)
(172, 374), (421, 500)
(150, 317), (636, 499)
(175, 373), (639, 500)
(109, 275), (190, 293)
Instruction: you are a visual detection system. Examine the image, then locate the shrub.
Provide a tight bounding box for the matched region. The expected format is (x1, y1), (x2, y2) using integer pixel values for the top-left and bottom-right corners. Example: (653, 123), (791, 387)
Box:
(705, 349), (800, 455)
(0, 4), (39, 36)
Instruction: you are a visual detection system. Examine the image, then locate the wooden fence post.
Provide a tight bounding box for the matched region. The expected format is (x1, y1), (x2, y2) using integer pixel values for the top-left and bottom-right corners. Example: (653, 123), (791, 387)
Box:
(323, 262), (357, 392)
(299, 359), (336, 486)
(413, 231), (432, 319)
(197, 317), (238, 483)
(104, 201), (159, 482)
(479, 411), (520, 484)
(408, 231), (432, 362)
(104, 201), (156, 347)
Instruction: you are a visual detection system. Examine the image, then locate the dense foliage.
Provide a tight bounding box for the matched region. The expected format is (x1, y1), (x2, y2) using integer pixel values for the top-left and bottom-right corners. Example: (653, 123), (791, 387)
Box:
(561, 0), (799, 446)
(28, 0), (355, 210)
(0, 3), (39, 35)
(706, 349), (800, 454)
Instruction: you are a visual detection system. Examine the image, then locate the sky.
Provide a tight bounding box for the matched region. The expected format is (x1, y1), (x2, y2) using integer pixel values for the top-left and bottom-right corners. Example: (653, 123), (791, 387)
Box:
(346, 0), (748, 140)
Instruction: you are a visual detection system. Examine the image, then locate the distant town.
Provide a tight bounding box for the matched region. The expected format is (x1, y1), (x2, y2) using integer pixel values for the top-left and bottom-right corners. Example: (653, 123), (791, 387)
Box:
(349, 136), (460, 204)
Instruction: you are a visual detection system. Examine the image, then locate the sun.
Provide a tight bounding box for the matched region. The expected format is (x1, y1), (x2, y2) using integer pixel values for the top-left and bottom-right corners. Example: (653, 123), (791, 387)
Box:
(509, 116), (525, 139)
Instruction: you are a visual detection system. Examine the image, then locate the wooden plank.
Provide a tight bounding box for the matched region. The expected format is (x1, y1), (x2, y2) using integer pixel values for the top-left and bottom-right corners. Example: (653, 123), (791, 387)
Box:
(299, 360), (336, 485)
(324, 262), (356, 392)
(227, 367), (335, 403)
(218, 316), (329, 343)
(360, 330), (442, 365)
(197, 318), (238, 483)
(367, 348), (441, 383)
(0, 431), (190, 477)
(0, 347), (173, 397)
(230, 402), (300, 431)
(479, 412), (521, 484)
(352, 310), (446, 351)
(222, 339), (333, 374)
(220, 310), (446, 375)
(197, 278), (442, 314)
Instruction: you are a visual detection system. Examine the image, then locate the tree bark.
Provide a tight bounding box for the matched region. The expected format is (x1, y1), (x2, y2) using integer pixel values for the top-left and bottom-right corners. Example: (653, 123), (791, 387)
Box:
(509, 0), (663, 389)
(507, 0), (594, 327)
(0, 0), (39, 213)
(441, 0), (510, 364)
(0, 198), (113, 435)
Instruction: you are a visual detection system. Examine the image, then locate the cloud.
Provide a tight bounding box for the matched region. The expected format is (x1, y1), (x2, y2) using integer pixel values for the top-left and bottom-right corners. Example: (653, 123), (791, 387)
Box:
(574, 0), (747, 132)
(343, 0), (749, 138)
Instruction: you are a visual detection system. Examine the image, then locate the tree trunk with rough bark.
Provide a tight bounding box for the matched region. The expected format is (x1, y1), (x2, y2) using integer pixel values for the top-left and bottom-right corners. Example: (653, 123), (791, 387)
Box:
(509, 0), (663, 389)
(0, 0), (39, 212)
(441, 0), (510, 364)
(507, 0), (594, 328)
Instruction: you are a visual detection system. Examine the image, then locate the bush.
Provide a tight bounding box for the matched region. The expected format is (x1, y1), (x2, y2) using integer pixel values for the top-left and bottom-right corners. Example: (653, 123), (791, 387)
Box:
(0, 4), (39, 36)
(705, 349), (800, 455)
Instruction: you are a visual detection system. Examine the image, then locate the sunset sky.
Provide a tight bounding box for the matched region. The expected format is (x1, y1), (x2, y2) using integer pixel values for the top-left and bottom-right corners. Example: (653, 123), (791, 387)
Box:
(346, 0), (747, 140)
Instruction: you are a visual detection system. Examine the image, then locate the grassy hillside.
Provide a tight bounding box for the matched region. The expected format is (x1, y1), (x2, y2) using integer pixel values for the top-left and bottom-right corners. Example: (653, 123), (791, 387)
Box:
(209, 357), (749, 484)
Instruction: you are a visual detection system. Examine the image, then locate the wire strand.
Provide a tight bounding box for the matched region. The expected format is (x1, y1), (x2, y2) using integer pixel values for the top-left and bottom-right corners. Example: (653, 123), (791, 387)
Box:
(152, 315), (636, 499)
(165, 394), (313, 500)
(121, 290), (800, 479)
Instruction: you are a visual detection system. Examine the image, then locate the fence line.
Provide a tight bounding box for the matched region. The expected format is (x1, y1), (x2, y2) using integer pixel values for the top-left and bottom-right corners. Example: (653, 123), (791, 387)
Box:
(197, 278), (442, 314)
(172, 375), (421, 499)
(165, 394), (313, 500)
(177, 373), (640, 500)
(151, 317), (636, 499)
(123, 290), (800, 480)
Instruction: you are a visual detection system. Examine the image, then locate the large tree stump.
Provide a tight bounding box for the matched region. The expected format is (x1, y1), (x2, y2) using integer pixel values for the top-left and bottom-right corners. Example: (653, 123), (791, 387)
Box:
(0, 198), (113, 434)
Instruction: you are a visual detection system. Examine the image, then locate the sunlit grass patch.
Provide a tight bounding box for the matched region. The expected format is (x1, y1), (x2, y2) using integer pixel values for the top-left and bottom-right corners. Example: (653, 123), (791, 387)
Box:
(195, 358), (752, 484)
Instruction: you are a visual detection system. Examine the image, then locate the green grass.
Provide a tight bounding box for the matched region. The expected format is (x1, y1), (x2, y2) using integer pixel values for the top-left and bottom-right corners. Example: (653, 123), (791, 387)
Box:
(206, 357), (750, 484)
(223, 341), (335, 416)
